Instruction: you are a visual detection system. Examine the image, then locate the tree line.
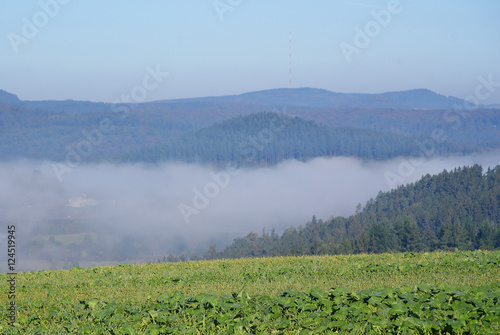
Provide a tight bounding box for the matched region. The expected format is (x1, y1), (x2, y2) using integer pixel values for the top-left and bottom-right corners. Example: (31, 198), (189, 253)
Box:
(190, 164), (499, 261)
(124, 112), (472, 166)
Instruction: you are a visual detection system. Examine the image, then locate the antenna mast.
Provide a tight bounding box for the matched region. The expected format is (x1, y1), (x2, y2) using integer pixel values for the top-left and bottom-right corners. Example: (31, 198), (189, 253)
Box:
(289, 29), (292, 88)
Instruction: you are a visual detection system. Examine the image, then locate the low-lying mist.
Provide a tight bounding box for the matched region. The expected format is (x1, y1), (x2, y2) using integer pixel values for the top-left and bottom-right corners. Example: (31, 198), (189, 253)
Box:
(0, 152), (499, 271)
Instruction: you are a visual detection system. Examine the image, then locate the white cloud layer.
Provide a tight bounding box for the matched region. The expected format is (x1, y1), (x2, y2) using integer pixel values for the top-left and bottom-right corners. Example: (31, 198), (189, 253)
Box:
(0, 152), (498, 270)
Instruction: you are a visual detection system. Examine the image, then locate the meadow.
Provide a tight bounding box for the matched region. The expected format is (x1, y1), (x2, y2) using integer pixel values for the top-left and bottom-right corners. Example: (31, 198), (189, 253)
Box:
(1, 250), (499, 334)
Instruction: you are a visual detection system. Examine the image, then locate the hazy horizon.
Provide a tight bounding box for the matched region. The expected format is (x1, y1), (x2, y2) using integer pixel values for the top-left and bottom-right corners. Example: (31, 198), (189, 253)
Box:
(1, 86), (490, 105)
(1, 1), (499, 104)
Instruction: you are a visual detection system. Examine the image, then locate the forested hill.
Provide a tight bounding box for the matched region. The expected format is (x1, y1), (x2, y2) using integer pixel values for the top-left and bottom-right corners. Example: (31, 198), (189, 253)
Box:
(0, 89), (20, 104)
(156, 88), (467, 110)
(122, 112), (472, 166)
(1, 88), (467, 110)
(0, 103), (192, 161)
(1, 88), (499, 162)
(212, 164), (500, 259)
(1, 88), (499, 163)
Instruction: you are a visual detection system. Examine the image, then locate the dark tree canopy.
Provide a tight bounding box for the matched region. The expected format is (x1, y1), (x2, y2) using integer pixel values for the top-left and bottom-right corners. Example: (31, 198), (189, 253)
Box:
(210, 164), (500, 259)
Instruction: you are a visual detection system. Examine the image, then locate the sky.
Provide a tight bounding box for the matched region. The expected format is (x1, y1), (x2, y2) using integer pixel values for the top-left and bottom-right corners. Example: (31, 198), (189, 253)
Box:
(1, 0), (499, 104)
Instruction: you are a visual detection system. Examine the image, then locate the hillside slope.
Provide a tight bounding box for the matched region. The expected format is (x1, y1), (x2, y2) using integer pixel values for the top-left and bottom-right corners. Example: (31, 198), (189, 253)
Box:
(1, 88), (499, 163)
(157, 87), (468, 110)
(216, 164), (500, 258)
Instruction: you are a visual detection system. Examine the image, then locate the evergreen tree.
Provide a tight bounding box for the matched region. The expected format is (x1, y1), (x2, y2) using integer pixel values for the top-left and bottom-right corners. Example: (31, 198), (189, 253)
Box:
(212, 165), (500, 259)
(354, 229), (370, 254)
(476, 220), (496, 250)
(204, 244), (218, 260)
(404, 219), (423, 252)
(369, 221), (396, 253)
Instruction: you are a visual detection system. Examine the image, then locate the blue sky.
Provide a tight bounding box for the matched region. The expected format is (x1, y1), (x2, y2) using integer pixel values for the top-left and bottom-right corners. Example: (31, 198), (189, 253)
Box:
(1, 0), (499, 103)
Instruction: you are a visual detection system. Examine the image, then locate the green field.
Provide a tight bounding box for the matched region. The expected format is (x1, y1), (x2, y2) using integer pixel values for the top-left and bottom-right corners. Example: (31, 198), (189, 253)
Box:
(1, 251), (499, 334)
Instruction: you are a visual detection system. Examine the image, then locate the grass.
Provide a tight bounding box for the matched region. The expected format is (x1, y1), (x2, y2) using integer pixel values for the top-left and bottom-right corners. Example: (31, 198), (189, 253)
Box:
(0, 250), (499, 333)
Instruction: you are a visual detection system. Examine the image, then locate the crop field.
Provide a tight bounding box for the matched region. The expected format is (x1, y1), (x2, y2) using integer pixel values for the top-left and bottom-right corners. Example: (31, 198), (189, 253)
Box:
(1, 251), (499, 334)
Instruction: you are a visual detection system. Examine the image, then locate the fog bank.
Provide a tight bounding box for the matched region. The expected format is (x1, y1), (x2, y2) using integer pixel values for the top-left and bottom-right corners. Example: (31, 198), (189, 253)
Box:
(0, 152), (498, 271)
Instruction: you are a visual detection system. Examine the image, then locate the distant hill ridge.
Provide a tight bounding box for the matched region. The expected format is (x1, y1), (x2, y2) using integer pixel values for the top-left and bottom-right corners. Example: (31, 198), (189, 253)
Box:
(0, 87), (469, 110)
(1, 87), (498, 162)
(0, 90), (20, 105)
(157, 87), (467, 110)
